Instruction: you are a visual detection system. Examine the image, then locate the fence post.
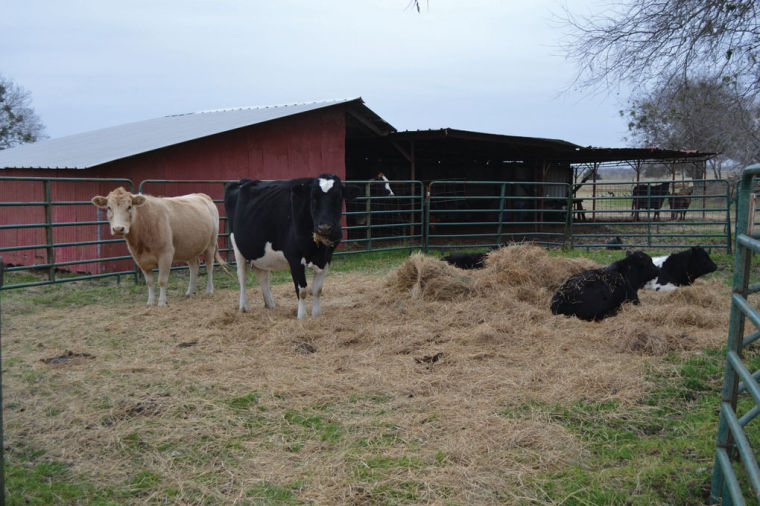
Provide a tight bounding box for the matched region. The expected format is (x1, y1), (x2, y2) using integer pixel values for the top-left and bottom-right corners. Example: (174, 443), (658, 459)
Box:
(495, 183), (506, 244)
(646, 184), (653, 247)
(0, 255), (5, 505)
(563, 183), (574, 249)
(424, 184), (431, 253)
(726, 181), (733, 254)
(364, 182), (372, 252)
(43, 180), (55, 282)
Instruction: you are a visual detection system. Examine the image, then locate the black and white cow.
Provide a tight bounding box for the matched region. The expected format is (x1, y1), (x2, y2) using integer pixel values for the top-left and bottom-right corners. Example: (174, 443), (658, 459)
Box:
(551, 250), (660, 321)
(643, 246), (717, 292)
(224, 175), (359, 319)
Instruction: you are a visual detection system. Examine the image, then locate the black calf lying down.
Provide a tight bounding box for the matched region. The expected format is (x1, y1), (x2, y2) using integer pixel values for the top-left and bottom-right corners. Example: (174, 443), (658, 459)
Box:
(551, 251), (660, 321)
(643, 246), (717, 292)
(441, 251), (489, 270)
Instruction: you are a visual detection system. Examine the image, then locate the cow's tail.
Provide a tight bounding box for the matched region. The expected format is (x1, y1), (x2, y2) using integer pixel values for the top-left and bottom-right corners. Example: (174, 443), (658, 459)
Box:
(214, 246), (234, 278)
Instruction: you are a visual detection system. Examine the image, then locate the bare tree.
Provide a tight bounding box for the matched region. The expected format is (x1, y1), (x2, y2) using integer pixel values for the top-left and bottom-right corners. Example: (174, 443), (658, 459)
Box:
(0, 75), (46, 150)
(563, 1), (760, 98)
(625, 77), (760, 177)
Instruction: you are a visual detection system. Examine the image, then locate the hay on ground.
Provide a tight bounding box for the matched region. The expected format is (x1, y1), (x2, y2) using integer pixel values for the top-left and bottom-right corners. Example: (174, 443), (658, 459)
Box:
(2, 243), (731, 504)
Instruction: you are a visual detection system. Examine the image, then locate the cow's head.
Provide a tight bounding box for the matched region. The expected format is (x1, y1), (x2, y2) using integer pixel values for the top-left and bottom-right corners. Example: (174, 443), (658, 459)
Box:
(687, 246), (717, 281)
(622, 250), (660, 288)
(293, 175), (360, 247)
(91, 187), (147, 236)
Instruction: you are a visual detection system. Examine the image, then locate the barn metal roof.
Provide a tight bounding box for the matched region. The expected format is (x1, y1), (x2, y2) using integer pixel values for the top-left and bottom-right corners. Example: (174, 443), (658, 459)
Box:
(0, 97), (392, 169)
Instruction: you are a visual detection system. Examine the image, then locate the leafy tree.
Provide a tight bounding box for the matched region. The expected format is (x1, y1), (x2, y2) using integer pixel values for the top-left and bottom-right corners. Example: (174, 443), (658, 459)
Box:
(624, 77), (760, 177)
(562, 0), (760, 99)
(0, 75), (46, 150)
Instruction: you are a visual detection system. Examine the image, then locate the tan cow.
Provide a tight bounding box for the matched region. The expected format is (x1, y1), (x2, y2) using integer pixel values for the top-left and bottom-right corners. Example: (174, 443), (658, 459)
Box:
(92, 187), (227, 306)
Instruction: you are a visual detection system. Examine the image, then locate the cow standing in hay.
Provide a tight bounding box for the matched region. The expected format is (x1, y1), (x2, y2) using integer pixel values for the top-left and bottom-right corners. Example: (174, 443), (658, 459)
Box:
(550, 250), (660, 321)
(92, 187), (226, 307)
(224, 175), (359, 319)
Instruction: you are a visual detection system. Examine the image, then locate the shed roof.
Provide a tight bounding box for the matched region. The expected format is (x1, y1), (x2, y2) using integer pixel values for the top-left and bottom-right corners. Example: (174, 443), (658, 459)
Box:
(0, 97), (393, 169)
(388, 128), (715, 164)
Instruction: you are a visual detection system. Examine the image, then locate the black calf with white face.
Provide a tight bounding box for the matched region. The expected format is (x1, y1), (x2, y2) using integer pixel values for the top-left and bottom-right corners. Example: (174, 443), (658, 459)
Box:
(551, 250), (659, 321)
(224, 174), (359, 319)
(643, 246), (717, 291)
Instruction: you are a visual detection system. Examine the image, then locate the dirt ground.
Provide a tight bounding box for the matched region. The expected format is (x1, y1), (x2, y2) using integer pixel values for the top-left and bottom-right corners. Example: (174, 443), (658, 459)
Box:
(2, 245), (732, 503)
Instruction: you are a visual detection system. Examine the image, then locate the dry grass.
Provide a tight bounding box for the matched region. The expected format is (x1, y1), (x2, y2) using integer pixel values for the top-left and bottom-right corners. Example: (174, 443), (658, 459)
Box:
(2, 244), (731, 503)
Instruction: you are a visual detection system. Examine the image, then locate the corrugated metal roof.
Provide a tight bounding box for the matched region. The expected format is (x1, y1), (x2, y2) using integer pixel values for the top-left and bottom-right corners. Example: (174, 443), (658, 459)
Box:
(0, 98), (367, 169)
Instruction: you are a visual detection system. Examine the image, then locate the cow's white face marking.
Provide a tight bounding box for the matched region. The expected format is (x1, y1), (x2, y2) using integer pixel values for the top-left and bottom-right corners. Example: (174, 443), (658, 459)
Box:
(651, 255), (669, 268)
(251, 242), (289, 271)
(318, 178), (335, 193)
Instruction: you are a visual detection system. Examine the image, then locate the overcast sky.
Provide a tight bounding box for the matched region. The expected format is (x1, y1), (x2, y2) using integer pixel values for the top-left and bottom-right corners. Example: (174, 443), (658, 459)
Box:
(1, 0), (630, 148)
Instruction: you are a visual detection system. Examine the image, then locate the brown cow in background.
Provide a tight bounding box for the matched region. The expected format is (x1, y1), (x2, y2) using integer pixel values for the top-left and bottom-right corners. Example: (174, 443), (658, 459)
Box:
(669, 186), (693, 221)
(92, 187), (226, 306)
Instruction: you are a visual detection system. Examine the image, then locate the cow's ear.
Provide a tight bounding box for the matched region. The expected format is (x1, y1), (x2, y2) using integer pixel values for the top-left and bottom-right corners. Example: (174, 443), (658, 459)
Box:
(343, 184), (361, 201)
(132, 195), (147, 206)
(92, 196), (107, 208)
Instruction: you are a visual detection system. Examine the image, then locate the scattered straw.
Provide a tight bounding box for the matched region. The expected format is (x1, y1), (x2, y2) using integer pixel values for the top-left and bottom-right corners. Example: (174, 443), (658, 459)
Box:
(2, 244), (731, 503)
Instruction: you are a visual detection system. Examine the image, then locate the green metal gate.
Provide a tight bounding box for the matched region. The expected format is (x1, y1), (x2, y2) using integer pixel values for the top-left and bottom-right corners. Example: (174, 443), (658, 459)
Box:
(710, 164), (760, 504)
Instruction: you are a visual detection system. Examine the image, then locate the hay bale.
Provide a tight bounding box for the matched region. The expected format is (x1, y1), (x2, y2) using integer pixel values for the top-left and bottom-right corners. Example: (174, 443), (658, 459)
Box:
(475, 244), (598, 292)
(388, 253), (476, 300)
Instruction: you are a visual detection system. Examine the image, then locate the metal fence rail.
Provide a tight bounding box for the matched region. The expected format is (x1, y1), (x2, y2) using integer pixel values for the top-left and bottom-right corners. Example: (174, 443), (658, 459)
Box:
(570, 179), (732, 252)
(425, 179), (732, 253)
(0, 176), (136, 289)
(0, 176), (734, 290)
(710, 165), (760, 505)
(342, 179), (424, 255)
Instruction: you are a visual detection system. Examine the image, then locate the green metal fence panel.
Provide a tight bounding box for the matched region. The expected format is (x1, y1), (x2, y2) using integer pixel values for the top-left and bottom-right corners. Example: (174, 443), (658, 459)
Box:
(570, 179), (731, 252)
(339, 179), (424, 256)
(0, 176), (734, 290)
(425, 180), (574, 252)
(0, 176), (137, 290)
(423, 178), (731, 254)
(710, 164), (760, 504)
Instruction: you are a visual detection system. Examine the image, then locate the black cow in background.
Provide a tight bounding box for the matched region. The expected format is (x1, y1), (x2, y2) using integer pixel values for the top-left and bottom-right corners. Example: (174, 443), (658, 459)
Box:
(224, 175), (360, 319)
(643, 246), (717, 292)
(632, 182), (670, 221)
(551, 251), (660, 321)
(441, 245), (501, 269)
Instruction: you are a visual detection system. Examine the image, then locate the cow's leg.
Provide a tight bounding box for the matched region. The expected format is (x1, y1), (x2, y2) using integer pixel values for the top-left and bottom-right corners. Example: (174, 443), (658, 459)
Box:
(311, 264), (329, 317)
(289, 262), (308, 319)
(204, 247), (215, 294)
(157, 253), (173, 307)
(230, 233), (249, 312)
(186, 256), (200, 297)
(254, 267), (275, 308)
(143, 268), (156, 306)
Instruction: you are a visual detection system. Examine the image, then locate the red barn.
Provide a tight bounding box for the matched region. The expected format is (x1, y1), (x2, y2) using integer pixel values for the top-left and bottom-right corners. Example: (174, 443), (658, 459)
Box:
(0, 98), (395, 273)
